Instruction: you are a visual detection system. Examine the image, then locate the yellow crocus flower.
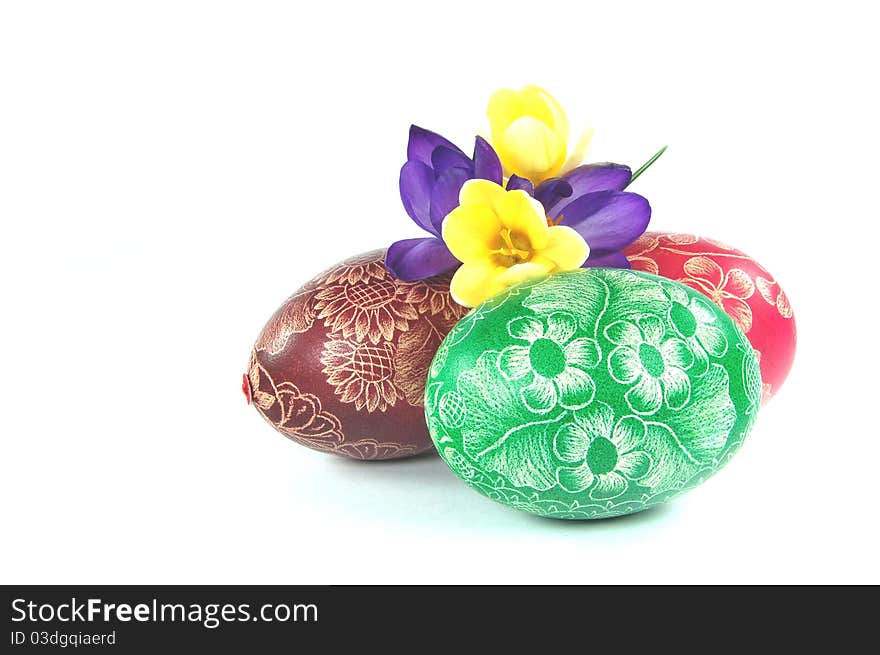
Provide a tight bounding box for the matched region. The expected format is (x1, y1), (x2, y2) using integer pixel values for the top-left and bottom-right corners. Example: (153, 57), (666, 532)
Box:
(442, 179), (589, 307)
(487, 84), (592, 185)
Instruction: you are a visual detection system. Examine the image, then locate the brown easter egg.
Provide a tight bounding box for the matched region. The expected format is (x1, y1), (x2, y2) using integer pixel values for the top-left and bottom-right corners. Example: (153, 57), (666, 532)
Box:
(245, 249), (467, 459)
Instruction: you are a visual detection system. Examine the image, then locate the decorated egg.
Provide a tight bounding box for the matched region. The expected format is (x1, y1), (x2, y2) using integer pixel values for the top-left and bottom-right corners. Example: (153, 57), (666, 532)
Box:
(246, 249), (467, 460)
(425, 268), (761, 519)
(623, 232), (795, 403)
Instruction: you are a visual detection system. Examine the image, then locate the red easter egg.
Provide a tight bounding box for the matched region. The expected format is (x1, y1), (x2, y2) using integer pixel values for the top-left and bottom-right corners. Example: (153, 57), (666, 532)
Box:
(245, 250), (467, 459)
(623, 231), (795, 403)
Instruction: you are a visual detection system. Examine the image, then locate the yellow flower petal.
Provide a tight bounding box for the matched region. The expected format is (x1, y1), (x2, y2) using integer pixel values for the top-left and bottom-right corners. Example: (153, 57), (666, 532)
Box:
(499, 117), (566, 182)
(540, 225), (590, 270)
(442, 202), (502, 263)
(440, 172), (589, 308)
(458, 178), (507, 215)
(487, 85), (572, 183)
(519, 84), (569, 140)
(498, 189), (549, 250)
(449, 260), (508, 308)
(495, 260), (554, 287)
(487, 88), (522, 137)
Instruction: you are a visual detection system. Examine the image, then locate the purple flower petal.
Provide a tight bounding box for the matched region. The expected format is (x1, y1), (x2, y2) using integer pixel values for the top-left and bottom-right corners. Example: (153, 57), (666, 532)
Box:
(432, 146), (474, 177)
(583, 250), (632, 269)
(430, 166), (471, 233)
(546, 163), (632, 216)
(407, 125), (464, 167)
(506, 174), (534, 195)
(399, 160), (437, 235)
(558, 191), (651, 253)
(535, 178), (573, 214)
(564, 163), (632, 193)
(473, 136), (502, 184)
(385, 237), (460, 281)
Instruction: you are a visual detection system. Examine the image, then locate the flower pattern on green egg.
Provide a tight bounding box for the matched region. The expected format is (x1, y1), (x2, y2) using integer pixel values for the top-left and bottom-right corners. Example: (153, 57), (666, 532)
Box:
(498, 311), (600, 414)
(605, 315), (694, 415)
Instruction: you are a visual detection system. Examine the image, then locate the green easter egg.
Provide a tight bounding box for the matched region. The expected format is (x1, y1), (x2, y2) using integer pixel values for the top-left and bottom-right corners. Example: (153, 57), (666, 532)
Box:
(425, 268), (761, 519)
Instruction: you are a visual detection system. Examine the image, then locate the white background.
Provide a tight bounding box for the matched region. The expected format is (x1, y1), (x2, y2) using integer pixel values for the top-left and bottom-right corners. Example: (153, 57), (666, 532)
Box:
(1, 1), (877, 584)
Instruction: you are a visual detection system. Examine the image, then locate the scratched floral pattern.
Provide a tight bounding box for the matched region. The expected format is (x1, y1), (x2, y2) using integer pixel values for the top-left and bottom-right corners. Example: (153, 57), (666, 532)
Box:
(622, 231), (795, 403)
(425, 268), (760, 518)
(249, 250), (466, 459)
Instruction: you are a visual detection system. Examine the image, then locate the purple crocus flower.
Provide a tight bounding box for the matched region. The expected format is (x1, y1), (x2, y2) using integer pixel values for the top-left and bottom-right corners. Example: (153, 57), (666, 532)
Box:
(524, 164), (651, 269)
(385, 126), (652, 280)
(385, 126), (503, 281)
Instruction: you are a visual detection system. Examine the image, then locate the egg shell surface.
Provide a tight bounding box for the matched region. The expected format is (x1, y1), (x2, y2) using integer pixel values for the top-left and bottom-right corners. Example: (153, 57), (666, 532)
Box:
(248, 250), (467, 459)
(425, 268), (761, 519)
(624, 231), (795, 402)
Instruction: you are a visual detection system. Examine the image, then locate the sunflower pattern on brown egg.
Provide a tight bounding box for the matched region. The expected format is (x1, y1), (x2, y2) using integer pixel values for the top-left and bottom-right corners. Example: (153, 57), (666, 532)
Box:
(248, 250), (468, 459)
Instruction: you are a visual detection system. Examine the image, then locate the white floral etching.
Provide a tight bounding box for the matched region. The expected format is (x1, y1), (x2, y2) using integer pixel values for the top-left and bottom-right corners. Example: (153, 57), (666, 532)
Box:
(441, 276), (545, 349)
(740, 341), (762, 418)
(626, 234), (794, 323)
(605, 315), (694, 415)
(438, 390), (467, 428)
(426, 268), (760, 519)
(554, 403), (653, 499)
(660, 282), (728, 377)
(679, 256), (755, 333)
(499, 312), (600, 413)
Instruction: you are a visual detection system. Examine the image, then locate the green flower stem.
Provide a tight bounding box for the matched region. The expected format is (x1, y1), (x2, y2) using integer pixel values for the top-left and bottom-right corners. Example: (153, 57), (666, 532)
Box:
(626, 145), (668, 188)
